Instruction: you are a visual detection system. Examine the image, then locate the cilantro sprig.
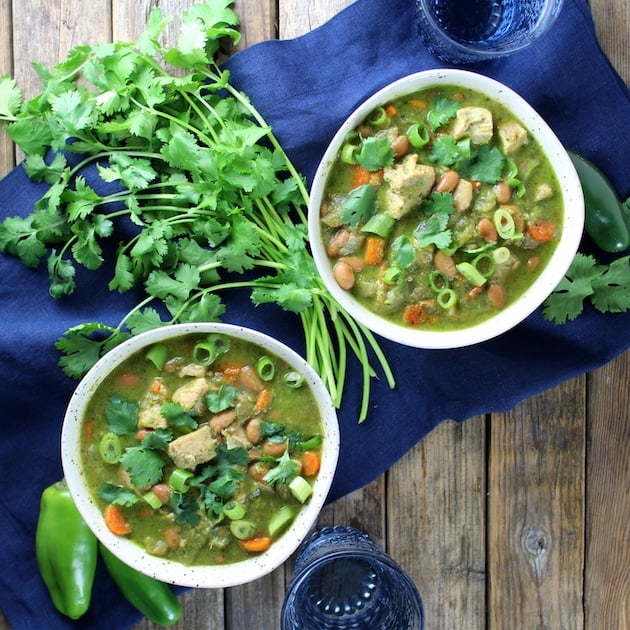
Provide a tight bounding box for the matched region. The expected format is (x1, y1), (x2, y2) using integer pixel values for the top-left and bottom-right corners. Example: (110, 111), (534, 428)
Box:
(0, 1), (395, 422)
(543, 253), (630, 324)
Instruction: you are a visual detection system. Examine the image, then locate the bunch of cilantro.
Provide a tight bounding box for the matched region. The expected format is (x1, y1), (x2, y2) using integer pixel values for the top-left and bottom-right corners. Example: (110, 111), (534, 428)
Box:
(0, 1), (393, 422)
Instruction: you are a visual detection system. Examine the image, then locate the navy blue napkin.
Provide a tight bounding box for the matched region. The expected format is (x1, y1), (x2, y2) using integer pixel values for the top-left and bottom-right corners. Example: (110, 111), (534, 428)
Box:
(1, 0), (629, 628)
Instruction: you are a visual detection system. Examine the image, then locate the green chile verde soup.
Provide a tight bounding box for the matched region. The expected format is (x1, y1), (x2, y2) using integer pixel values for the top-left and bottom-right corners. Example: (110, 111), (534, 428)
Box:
(80, 332), (324, 566)
(319, 85), (563, 331)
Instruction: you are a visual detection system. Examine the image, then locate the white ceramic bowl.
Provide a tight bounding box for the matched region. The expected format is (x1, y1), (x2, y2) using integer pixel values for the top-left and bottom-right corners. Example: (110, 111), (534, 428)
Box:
(61, 322), (340, 588)
(308, 69), (584, 349)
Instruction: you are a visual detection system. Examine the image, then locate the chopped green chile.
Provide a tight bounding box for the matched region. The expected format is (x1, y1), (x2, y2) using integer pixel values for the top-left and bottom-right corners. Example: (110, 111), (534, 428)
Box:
(145, 344), (168, 371)
(98, 433), (122, 464)
(362, 212), (396, 238)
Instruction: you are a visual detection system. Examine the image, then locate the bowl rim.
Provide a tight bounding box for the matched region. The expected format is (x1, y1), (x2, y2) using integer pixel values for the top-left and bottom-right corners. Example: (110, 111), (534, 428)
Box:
(308, 69), (584, 349)
(61, 322), (340, 588)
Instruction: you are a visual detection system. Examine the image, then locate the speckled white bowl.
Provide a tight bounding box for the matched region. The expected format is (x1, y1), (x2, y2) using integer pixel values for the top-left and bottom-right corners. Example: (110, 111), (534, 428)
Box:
(61, 323), (340, 588)
(308, 69), (584, 349)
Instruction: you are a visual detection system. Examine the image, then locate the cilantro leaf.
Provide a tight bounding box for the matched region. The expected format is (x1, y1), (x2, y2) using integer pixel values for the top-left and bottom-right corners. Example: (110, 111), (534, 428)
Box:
(591, 256), (630, 314)
(98, 483), (139, 507)
(341, 184), (377, 226)
(105, 395), (139, 435)
(457, 145), (506, 183)
(120, 445), (165, 488)
(0, 75), (22, 117)
(355, 136), (395, 171)
(427, 95), (461, 129)
(414, 213), (452, 249)
(429, 136), (471, 166)
(160, 402), (198, 431)
(205, 384), (239, 413)
(169, 491), (201, 526)
(263, 450), (300, 487)
(390, 235), (416, 269)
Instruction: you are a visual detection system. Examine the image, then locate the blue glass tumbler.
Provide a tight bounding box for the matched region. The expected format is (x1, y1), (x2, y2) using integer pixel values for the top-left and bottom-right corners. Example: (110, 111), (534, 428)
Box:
(280, 526), (424, 629)
(416, 0), (565, 64)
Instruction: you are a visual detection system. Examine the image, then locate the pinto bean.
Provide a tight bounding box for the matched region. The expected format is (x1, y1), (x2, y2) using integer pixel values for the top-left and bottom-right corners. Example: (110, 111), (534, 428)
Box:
(239, 364), (264, 392)
(262, 441), (287, 457)
(487, 284), (506, 309)
(494, 181), (512, 203)
(326, 229), (351, 257)
(210, 409), (236, 431)
(333, 260), (355, 290)
(477, 217), (498, 242)
(391, 134), (410, 158)
(245, 417), (263, 445)
(339, 255), (364, 272)
(433, 250), (456, 280)
(435, 170), (460, 193)
(248, 461), (270, 483)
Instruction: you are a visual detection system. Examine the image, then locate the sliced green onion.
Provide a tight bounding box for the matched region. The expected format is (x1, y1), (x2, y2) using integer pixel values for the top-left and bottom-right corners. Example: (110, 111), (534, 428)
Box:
(456, 262), (487, 286)
(369, 106), (389, 129)
(299, 434), (323, 451)
(268, 506), (295, 537)
(462, 242), (495, 255)
(437, 288), (457, 310)
(98, 433), (122, 464)
(146, 343), (168, 371)
(506, 158), (526, 197)
(439, 244), (458, 256)
(282, 371), (305, 389)
(383, 266), (403, 285)
(472, 252), (496, 278)
(223, 500), (246, 520)
(256, 356), (276, 381)
(289, 476), (313, 503)
(494, 208), (516, 239)
(193, 334), (230, 366)
(340, 143), (359, 164)
(493, 246), (511, 264)
(169, 468), (194, 492)
(407, 123), (429, 148)
(429, 270), (449, 293)
(230, 519), (256, 540)
(361, 212), (396, 239)
(142, 490), (163, 510)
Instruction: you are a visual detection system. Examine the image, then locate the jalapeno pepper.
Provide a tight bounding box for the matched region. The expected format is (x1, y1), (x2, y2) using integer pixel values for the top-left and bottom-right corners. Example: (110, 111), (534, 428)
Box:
(35, 479), (98, 619)
(568, 150), (630, 253)
(99, 543), (182, 627)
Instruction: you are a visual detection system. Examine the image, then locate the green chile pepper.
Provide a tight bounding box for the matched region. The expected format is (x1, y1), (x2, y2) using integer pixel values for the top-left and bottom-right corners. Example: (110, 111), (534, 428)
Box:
(99, 543), (182, 627)
(568, 150), (630, 253)
(35, 480), (98, 619)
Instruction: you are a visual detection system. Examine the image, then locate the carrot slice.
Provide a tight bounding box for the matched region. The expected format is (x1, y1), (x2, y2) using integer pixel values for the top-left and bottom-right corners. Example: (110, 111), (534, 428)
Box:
(301, 451), (321, 477)
(351, 164), (372, 188)
(253, 388), (272, 413)
(528, 219), (556, 242)
(104, 504), (132, 536)
(364, 236), (385, 266)
(239, 536), (272, 553)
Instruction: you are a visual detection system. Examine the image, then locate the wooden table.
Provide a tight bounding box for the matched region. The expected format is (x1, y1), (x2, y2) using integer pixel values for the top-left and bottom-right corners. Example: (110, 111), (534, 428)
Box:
(1, 1), (628, 628)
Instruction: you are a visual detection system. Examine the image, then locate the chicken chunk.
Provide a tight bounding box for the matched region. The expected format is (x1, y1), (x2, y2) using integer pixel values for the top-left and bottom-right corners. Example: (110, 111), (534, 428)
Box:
(172, 377), (210, 412)
(382, 154), (436, 219)
(138, 378), (169, 430)
(167, 425), (218, 470)
(451, 107), (493, 144)
(497, 120), (528, 155)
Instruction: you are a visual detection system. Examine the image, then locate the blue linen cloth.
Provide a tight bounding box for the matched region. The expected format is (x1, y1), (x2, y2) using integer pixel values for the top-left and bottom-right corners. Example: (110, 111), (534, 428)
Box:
(1, 0), (629, 627)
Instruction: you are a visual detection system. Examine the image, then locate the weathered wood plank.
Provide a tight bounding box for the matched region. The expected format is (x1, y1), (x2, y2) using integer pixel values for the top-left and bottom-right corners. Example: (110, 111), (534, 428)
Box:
(487, 379), (586, 629)
(388, 418), (487, 629)
(584, 352), (630, 628)
(0, 0), (14, 172)
(278, 0), (351, 39)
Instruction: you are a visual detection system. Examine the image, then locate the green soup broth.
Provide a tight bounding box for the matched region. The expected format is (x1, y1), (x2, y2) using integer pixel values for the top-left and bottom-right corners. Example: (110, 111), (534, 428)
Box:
(80, 333), (324, 566)
(319, 85), (563, 331)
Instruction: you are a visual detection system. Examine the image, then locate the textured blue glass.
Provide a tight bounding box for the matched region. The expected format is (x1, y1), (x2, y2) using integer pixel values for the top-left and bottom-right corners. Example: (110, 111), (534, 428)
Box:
(416, 0), (565, 63)
(281, 526), (424, 629)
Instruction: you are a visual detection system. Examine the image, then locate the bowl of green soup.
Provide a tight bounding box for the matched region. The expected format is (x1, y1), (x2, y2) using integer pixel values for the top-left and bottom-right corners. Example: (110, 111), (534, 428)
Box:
(61, 323), (339, 588)
(309, 69), (584, 348)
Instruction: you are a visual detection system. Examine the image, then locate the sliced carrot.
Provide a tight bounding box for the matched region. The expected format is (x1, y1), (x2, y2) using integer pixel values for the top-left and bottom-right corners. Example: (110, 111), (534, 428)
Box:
(528, 219), (556, 242)
(104, 504), (132, 536)
(385, 104), (397, 117)
(364, 236), (385, 266)
(253, 388), (272, 413)
(408, 98), (427, 109)
(301, 451), (321, 477)
(220, 366), (242, 384)
(403, 304), (428, 327)
(351, 164), (372, 188)
(83, 419), (95, 441)
(239, 536), (272, 553)
(163, 526), (181, 551)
